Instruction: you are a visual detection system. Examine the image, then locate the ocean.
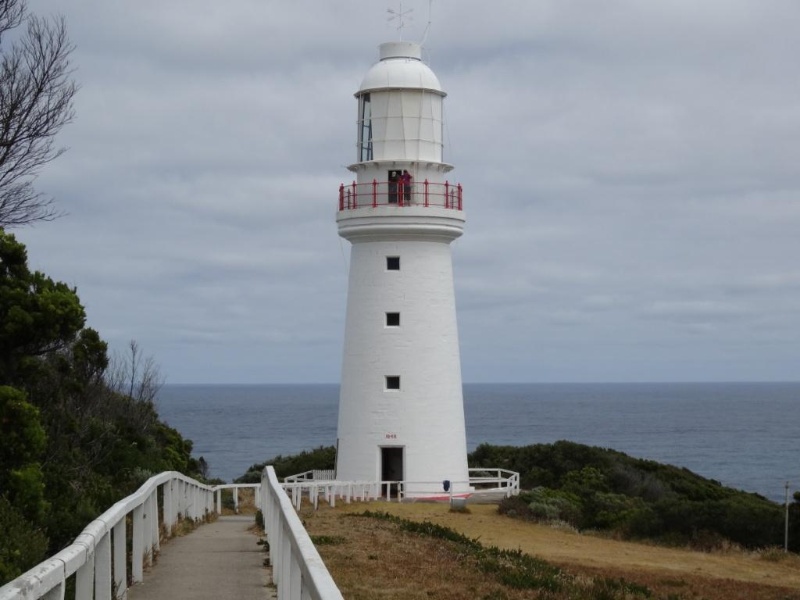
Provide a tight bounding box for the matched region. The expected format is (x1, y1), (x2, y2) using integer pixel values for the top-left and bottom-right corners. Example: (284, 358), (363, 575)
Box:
(155, 382), (800, 503)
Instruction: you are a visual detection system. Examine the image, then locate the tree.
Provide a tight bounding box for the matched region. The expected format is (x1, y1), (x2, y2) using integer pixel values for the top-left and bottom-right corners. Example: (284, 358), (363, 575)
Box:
(106, 339), (164, 405)
(0, 386), (46, 522)
(0, 386), (48, 583)
(0, 230), (85, 384)
(0, 234), (207, 581)
(0, 0), (77, 227)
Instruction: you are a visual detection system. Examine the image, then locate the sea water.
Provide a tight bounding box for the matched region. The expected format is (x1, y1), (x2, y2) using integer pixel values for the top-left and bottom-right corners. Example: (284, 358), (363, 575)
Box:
(155, 382), (800, 502)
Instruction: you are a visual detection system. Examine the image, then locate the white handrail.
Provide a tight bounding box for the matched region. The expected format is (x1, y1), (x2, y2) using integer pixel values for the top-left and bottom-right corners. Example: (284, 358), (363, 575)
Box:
(261, 466), (344, 599)
(213, 483), (261, 514)
(283, 469), (336, 483)
(281, 469), (520, 509)
(468, 468), (521, 496)
(2, 465), (518, 600)
(0, 472), (215, 600)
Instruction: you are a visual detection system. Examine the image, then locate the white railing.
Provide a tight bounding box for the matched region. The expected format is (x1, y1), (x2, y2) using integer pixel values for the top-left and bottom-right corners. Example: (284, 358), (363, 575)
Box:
(280, 469), (520, 510)
(283, 469), (336, 484)
(213, 483), (262, 514)
(263, 467), (518, 598)
(2, 465), (519, 600)
(0, 472), (215, 600)
(261, 466), (344, 600)
(468, 468), (521, 496)
(284, 481), (382, 510)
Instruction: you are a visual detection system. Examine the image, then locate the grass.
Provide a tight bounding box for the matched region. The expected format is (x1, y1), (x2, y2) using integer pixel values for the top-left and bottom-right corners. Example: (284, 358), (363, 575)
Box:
(300, 501), (800, 600)
(310, 535), (346, 546)
(346, 511), (654, 598)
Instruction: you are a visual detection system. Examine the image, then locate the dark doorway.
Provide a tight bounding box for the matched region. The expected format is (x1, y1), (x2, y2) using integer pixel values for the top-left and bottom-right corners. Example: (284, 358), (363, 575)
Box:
(381, 447), (404, 498)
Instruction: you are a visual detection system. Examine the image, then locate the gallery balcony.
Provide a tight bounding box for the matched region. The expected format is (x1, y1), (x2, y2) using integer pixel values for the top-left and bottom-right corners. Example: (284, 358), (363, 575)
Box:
(338, 179), (463, 211)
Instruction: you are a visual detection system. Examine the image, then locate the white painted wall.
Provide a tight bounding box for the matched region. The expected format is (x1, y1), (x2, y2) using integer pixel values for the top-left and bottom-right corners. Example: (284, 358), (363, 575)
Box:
(336, 236), (469, 492)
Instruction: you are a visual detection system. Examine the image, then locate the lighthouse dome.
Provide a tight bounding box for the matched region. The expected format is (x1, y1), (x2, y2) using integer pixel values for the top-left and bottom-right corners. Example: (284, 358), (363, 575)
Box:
(359, 42), (444, 95)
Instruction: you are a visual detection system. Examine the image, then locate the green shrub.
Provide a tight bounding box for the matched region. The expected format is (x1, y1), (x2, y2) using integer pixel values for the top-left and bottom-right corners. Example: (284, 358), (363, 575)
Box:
(471, 441), (784, 549)
(236, 446), (336, 483)
(0, 496), (48, 585)
(522, 488), (582, 525)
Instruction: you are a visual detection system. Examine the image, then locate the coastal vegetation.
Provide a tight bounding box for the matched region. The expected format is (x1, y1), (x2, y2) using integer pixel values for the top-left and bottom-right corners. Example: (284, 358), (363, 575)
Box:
(236, 445), (336, 483)
(0, 231), (205, 585)
(471, 441), (799, 551)
(242, 441), (800, 553)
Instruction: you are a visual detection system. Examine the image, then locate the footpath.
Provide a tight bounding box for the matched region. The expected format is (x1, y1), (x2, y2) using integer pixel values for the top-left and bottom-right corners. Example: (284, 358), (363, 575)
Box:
(128, 515), (275, 600)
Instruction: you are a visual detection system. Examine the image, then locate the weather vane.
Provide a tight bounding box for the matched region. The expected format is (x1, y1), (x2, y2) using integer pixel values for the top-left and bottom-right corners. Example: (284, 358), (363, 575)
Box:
(387, 2), (414, 40)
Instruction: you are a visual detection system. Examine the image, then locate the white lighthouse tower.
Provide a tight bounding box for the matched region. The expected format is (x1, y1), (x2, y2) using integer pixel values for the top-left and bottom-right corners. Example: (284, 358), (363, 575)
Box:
(335, 41), (469, 495)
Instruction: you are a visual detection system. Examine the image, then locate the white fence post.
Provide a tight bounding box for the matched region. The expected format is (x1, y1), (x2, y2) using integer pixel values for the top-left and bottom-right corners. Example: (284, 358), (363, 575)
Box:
(163, 481), (174, 535)
(94, 532), (112, 600)
(74, 535), (94, 600)
(150, 491), (160, 553)
(42, 584), (63, 600)
(131, 504), (144, 582)
(113, 520), (127, 599)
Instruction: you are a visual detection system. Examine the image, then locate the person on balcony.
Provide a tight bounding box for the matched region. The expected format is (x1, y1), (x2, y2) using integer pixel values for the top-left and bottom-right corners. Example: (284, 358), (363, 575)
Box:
(400, 170), (412, 205)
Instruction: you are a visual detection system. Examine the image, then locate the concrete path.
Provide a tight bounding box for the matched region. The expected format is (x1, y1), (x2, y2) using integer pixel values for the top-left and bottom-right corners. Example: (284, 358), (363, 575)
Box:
(128, 515), (275, 600)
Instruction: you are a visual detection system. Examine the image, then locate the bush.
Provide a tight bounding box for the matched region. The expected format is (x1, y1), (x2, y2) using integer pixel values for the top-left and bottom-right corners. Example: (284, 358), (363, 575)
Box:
(522, 488), (583, 525)
(0, 496), (48, 585)
(471, 441), (785, 549)
(236, 446), (336, 483)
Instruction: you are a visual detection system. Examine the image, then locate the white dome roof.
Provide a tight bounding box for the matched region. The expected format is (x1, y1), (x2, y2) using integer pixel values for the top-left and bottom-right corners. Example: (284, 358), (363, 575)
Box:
(358, 42), (445, 96)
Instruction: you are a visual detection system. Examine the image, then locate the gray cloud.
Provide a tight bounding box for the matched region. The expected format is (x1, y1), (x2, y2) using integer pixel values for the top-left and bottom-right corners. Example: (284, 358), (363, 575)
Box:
(15, 0), (800, 383)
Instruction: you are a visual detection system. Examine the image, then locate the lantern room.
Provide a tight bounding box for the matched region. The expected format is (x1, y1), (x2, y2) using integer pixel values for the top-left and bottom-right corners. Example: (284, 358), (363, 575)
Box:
(354, 41), (449, 167)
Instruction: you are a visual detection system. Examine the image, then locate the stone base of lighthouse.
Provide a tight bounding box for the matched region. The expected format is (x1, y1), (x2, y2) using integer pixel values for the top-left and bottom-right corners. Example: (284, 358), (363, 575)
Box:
(335, 226), (470, 495)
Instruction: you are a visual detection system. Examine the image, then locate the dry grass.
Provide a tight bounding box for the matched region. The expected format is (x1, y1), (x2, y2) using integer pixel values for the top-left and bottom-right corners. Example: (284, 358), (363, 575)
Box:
(168, 511), (216, 537)
(220, 487), (258, 515)
(301, 500), (800, 600)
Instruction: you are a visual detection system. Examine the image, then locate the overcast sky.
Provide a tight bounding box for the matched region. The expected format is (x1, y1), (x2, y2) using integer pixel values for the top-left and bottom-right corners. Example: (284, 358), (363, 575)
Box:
(14, 0), (800, 384)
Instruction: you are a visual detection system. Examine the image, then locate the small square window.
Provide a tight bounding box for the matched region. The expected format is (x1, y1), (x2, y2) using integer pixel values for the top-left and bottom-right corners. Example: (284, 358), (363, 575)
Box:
(385, 376), (401, 390)
(386, 256), (400, 271)
(386, 312), (400, 327)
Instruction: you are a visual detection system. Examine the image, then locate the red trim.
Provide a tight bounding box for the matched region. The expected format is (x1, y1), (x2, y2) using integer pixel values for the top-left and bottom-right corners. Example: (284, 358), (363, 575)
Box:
(336, 180), (463, 212)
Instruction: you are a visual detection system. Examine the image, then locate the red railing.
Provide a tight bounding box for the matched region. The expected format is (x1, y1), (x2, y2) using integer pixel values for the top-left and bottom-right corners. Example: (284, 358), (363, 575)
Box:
(338, 179), (463, 211)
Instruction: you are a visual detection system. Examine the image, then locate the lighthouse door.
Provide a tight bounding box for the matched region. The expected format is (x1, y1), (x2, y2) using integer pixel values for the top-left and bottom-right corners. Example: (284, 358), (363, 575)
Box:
(380, 447), (404, 498)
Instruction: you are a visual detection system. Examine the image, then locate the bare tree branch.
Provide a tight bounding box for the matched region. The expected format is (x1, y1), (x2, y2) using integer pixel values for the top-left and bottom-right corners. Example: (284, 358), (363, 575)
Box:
(106, 340), (165, 406)
(0, 0), (23, 43)
(0, 0), (77, 227)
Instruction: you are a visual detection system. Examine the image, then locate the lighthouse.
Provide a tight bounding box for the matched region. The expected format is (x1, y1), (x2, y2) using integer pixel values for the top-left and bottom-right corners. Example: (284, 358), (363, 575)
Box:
(335, 41), (469, 495)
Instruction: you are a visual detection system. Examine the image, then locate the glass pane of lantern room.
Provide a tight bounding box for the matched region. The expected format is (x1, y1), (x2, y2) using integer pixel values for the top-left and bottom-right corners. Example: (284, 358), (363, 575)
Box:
(359, 94), (372, 161)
